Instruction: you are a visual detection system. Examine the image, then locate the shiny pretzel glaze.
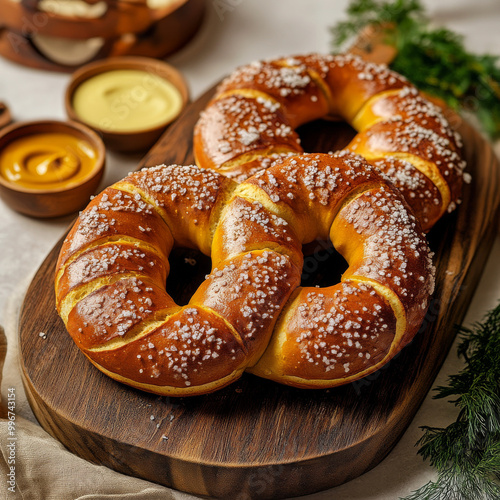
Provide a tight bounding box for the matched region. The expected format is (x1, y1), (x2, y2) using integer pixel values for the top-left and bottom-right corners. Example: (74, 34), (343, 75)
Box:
(194, 53), (469, 231)
(55, 153), (435, 396)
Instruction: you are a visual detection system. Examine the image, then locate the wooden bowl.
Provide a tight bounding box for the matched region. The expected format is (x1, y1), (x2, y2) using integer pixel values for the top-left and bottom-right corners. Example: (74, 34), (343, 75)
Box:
(0, 102), (11, 130)
(0, 0), (205, 72)
(65, 57), (189, 152)
(0, 120), (105, 218)
(0, 0), (201, 40)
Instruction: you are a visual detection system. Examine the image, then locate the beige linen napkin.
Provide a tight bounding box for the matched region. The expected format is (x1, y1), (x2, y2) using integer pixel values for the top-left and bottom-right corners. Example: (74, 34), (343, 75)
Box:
(0, 415), (199, 500)
(0, 323), (200, 500)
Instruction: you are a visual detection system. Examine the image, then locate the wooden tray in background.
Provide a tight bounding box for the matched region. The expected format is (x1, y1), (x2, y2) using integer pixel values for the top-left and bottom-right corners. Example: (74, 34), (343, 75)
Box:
(19, 84), (500, 499)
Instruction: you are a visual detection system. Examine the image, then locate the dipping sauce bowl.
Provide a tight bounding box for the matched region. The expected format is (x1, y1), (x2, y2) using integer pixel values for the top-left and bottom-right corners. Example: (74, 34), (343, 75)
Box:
(65, 56), (189, 152)
(0, 120), (105, 218)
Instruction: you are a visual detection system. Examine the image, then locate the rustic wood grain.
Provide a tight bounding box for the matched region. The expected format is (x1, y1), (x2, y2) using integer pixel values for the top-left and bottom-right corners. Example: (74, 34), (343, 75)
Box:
(18, 84), (500, 499)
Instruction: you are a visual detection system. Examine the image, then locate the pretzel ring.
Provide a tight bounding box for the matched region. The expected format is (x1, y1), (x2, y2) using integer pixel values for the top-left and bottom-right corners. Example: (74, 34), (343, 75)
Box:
(55, 152), (434, 396)
(193, 53), (468, 231)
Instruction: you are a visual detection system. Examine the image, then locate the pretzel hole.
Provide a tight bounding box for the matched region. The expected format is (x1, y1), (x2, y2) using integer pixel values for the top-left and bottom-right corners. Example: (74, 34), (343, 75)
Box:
(164, 244), (349, 305)
(165, 247), (211, 306)
(297, 119), (357, 154)
(295, 120), (355, 289)
(300, 241), (348, 289)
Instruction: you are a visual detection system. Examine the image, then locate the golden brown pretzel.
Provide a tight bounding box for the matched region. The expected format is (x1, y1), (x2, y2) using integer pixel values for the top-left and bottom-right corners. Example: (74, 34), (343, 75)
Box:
(55, 153), (434, 395)
(193, 53), (469, 231)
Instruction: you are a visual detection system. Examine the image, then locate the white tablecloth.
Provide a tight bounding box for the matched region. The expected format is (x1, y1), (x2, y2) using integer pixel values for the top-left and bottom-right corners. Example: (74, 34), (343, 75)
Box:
(1, 1), (500, 498)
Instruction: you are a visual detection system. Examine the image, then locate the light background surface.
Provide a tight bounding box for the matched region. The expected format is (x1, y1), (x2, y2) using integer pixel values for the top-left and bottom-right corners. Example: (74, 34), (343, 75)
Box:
(1, 1), (500, 498)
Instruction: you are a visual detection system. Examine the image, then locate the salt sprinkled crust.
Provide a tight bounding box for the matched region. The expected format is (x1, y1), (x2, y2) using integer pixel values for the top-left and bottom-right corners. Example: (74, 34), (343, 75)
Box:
(56, 153), (435, 395)
(258, 281), (398, 384)
(368, 157), (442, 229)
(193, 52), (468, 232)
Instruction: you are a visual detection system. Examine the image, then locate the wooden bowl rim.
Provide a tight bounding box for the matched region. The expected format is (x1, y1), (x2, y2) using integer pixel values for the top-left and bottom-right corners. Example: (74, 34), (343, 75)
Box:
(0, 0), (191, 39)
(0, 102), (12, 130)
(0, 119), (106, 195)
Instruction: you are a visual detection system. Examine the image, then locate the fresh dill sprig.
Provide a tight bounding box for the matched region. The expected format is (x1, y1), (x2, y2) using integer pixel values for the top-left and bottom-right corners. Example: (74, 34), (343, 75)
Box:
(331, 0), (424, 50)
(402, 303), (500, 499)
(330, 0), (500, 139)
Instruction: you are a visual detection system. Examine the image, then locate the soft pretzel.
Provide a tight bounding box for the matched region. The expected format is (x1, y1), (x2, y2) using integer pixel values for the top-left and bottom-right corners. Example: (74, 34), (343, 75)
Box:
(55, 153), (434, 396)
(193, 53), (469, 231)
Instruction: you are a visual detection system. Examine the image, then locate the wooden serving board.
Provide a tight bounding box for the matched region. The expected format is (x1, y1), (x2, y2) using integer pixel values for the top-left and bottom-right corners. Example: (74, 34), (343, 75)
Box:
(19, 85), (500, 499)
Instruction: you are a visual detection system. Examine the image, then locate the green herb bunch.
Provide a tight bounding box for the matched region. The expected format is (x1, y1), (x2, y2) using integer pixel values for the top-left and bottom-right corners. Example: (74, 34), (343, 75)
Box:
(330, 0), (500, 140)
(403, 303), (500, 499)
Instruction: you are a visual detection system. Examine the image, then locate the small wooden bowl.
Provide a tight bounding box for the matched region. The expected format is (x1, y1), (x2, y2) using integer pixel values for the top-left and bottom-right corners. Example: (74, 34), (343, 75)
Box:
(0, 0), (206, 73)
(0, 120), (105, 218)
(0, 0), (203, 42)
(65, 57), (189, 152)
(0, 102), (12, 130)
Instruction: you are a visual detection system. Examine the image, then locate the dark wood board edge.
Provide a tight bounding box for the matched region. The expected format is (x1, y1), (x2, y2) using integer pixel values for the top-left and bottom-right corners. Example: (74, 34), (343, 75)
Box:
(17, 208), (499, 500)
(18, 87), (500, 499)
(21, 356), (421, 500)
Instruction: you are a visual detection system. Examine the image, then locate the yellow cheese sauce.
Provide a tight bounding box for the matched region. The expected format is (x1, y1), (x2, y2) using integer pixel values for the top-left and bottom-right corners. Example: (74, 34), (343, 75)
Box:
(72, 69), (184, 132)
(0, 132), (98, 191)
